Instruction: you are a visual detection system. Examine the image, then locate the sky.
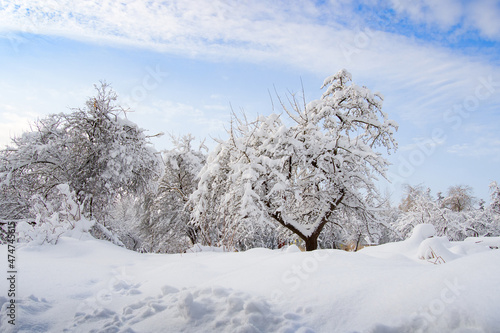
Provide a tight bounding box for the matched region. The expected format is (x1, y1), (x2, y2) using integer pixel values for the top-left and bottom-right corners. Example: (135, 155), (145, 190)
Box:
(0, 0), (499, 205)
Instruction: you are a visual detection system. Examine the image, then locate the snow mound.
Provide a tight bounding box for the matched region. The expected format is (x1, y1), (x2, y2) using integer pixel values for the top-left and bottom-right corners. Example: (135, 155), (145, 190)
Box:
(464, 236), (500, 249)
(416, 236), (460, 264)
(409, 224), (436, 242)
(361, 224), (498, 264)
(285, 244), (302, 253)
(3, 224), (500, 332)
(365, 314), (487, 333)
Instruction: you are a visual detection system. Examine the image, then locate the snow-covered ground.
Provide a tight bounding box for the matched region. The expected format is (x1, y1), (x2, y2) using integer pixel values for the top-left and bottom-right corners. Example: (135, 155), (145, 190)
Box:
(1, 224), (500, 333)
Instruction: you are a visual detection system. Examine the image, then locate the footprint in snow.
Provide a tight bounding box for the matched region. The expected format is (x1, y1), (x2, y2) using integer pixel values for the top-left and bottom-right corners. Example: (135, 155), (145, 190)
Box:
(0, 295), (52, 333)
(66, 285), (314, 333)
(112, 279), (142, 296)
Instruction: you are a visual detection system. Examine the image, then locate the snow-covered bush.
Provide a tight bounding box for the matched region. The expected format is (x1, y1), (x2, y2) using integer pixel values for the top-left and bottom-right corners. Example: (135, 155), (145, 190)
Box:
(16, 184), (95, 245)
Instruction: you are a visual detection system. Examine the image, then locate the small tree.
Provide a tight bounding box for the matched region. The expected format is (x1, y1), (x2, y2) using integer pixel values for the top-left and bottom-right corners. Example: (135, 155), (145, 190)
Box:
(394, 186), (444, 238)
(190, 69), (398, 251)
(137, 135), (206, 253)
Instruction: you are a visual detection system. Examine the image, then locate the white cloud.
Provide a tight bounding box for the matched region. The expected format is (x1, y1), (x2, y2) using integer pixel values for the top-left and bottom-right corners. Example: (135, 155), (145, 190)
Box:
(447, 137), (500, 159)
(0, 109), (39, 147)
(389, 0), (463, 30)
(1, 0), (499, 128)
(466, 0), (500, 40)
(387, 0), (500, 41)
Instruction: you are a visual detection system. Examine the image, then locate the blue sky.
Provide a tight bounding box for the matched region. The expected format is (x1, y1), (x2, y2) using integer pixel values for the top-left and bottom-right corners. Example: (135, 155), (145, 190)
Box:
(1, 0), (500, 204)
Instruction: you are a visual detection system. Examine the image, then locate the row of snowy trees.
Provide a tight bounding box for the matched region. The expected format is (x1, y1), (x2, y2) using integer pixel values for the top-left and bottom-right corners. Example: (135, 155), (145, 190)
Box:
(1, 71), (499, 251)
(393, 183), (500, 241)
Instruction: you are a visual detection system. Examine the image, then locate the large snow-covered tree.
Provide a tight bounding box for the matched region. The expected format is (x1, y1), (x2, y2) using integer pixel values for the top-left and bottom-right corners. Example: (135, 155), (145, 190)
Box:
(189, 69), (398, 251)
(0, 82), (161, 243)
(63, 83), (161, 222)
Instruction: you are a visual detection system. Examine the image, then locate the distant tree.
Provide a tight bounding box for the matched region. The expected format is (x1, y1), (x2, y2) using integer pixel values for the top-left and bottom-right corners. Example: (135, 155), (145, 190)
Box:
(478, 199), (486, 211)
(107, 195), (142, 250)
(490, 181), (500, 214)
(399, 184), (426, 213)
(441, 185), (475, 212)
(189, 69), (398, 251)
(319, 193), (396, 251)
(394, 186), (446, 238)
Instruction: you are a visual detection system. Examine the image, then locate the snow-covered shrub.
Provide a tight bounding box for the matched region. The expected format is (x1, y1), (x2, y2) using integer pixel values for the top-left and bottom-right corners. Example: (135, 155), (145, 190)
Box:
(17, 184), (95, 245)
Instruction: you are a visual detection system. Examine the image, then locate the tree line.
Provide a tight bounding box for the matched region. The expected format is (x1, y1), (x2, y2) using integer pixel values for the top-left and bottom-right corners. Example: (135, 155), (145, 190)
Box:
(1, 72), (499, 252)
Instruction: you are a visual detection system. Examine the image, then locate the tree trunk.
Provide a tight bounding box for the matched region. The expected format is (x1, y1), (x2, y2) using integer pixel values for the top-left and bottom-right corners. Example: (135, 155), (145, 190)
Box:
(304, 235), (319, 251)
(267, 191), (345, 252)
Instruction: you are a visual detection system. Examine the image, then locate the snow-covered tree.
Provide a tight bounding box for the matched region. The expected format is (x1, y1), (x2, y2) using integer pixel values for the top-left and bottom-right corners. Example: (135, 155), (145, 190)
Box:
(63, 83), (161, 222)
(490, 181), (500, 214)
(0, 82), (161, 243)
(399, 184), (426, 212)
(189, 69), (398, 251)
(106, 194), (142, 250)
(394, 187), (443, 238)
(318, 193), (397, 250)
(137, 135), (206, 253)
(441, 185), (475, 212)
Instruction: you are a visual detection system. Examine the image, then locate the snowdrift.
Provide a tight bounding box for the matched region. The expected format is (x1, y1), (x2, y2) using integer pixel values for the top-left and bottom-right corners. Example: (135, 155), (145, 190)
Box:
(1, 224), (499, 332)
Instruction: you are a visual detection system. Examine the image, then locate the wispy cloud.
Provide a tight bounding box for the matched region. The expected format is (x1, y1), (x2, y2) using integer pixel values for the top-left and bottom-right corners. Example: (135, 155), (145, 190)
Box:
(128, 98), (230, 145)
(447, 137), (500, 159)
(0, 108), (39, 147)
(399, 136), (446, 152)
(387, 0), (500, 40)
(1, 0), (499, 127)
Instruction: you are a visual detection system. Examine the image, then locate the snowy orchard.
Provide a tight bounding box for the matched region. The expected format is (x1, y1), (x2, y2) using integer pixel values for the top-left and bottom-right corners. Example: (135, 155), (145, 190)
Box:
(0, 70), (498, 253)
